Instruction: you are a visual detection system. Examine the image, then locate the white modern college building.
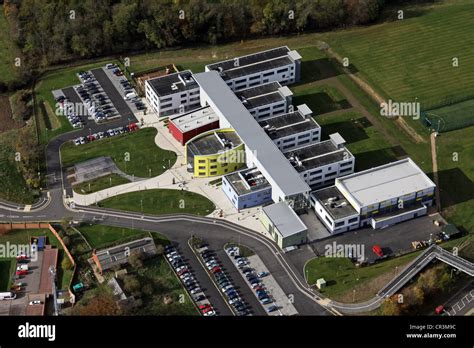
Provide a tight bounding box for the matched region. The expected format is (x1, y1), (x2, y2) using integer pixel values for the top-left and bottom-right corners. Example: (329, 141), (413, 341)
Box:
(145, 70), (201, 116)
(310, 158), (436, 234)
(234, 81), (293, 121)
(205, 46), (302, 91)
(285, 133), (355, 189)
(144, 46), (436, 248)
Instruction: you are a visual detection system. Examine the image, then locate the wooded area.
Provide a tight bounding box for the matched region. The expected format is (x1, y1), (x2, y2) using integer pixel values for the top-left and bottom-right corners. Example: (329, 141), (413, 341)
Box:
(1, 0), (386, 89)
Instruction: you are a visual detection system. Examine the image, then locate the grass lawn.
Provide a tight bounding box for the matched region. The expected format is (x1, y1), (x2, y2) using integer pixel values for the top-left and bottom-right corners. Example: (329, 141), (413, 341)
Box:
(97, 189), (215, 216)
(77, 224), (166, 249)
(312, 110), (399, 171)
(61, 127), (177, 178)
(0, 131), (38, 204)
(305, 252), (421, 301)
(0, 259), (15, 291)
(134, 256), (198, 315)
(0, 10), (20, 84)
(73, 174), (129, 194)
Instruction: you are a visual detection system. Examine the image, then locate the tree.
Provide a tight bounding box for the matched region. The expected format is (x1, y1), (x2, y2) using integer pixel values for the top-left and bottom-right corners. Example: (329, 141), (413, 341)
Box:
(61, 256), (73, 270)
(123, 275), (141, 295)
(77, 294), (121, 315)
(380, 297), (402, 316)
(142, 283), (154, 296)
(128, 250), (144, 269)
(62, 235), (71, 247)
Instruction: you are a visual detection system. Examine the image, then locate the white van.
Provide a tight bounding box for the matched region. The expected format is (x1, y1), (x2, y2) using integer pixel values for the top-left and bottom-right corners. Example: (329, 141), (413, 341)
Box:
(124, 92), (137, 100)
(0, 292), (16, 300)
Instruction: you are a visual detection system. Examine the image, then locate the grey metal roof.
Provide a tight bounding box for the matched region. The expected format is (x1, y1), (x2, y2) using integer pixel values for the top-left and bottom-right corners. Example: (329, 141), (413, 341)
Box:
(336, 158), (436, 209)
(95, 237), (157, 271)
(194, 71), (309, 197)
(263, 202), (307, 238)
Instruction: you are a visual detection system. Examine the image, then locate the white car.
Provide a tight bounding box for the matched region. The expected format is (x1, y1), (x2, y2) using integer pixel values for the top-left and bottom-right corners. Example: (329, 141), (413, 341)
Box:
(229, 297), (241, 305)
(28, 300), (42, 305)
(74, 139), (81, 146)
(203, 310), (216, 316)
(190, 288), (201, 295)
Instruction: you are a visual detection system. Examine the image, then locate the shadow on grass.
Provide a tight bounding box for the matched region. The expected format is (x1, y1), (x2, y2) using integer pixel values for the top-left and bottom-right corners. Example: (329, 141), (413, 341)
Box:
(294, 92), (352, 115)
(433, 168), (474, 209)
(320, 117), (370, 143)
(378, 0), (442, 23)
(354, 148), (399, 171)
(299, 58), (353, 84)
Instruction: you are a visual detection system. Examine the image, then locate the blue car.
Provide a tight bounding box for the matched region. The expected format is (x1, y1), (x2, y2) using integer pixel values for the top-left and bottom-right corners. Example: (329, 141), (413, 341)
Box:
(266, 305), (278, 313)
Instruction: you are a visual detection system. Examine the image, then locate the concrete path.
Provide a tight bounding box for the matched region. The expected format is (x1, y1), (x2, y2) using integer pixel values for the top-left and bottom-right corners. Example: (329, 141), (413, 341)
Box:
(431, 132), (442, 211)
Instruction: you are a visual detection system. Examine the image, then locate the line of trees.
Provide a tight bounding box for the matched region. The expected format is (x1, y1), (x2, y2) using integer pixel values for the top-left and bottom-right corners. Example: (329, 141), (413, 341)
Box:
(2, 0), (385, 81)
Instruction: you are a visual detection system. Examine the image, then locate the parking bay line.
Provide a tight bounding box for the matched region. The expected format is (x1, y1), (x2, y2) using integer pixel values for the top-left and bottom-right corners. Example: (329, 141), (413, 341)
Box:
(187, 239), (237, 316)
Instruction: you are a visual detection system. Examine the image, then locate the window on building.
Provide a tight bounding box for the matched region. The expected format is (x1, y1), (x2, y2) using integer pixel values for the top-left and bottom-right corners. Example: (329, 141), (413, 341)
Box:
(198, 160), (206, 163)
(210, 171), (217, 175)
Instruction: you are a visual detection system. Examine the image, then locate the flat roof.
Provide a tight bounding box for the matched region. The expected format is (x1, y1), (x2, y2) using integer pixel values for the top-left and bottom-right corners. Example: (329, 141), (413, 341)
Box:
(263, 202), (307, 238)
(234, 82), (281, 99)
(95, 237), (157, 270)
(259, 111), (320, 140)
(194, 71), (310, 197)
(187, 130), (242, 156)
(286, 142), (352, 173)
(146, 70), (198, 97)
(222, 56), (293, 80)
(225, 167), (270, 196)
(311, 186), (358, 220)
(336, 158), (436, 209)
(206, 46), (290, 73)
(235, 82), (287, 109)
(169, 106), (219, 133)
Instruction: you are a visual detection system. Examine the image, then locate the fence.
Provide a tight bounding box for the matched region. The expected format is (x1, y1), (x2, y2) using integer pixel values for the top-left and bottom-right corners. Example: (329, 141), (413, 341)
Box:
(0, 222), (49, 232)
(48, 224), (77, 304)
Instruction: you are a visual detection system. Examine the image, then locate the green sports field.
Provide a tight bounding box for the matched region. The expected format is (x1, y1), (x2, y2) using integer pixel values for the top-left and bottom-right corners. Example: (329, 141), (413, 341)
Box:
(322, 0), (474, 108)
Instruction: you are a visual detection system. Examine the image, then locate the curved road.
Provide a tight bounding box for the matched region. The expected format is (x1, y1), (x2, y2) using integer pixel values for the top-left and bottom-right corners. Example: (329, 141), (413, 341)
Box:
(0, 189), (333, 315)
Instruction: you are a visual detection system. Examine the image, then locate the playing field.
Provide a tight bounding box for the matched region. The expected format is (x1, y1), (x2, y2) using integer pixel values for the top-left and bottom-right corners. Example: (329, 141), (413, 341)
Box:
(321, 0), (474, 130)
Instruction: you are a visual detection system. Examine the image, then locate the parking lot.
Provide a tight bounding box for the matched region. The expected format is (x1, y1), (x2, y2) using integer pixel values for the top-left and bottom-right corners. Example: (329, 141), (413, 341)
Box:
(308, 214), (445, 264)
(193, 242), (264, 316)
(225, 246), (298, 316)
(165, 243), (232, 316)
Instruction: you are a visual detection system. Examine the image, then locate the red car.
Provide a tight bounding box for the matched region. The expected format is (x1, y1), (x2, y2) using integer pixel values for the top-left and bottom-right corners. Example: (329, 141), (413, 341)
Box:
(199, 304), (211, 310)
(202, 306), (214, 314)
(16, 270), (28, 276)
(16, 255), (28, 261)
(211, 267), (222, 274)
(372, 245), (383, 257)
(177, 268), (188, 276)
(435, 305), (445, 315)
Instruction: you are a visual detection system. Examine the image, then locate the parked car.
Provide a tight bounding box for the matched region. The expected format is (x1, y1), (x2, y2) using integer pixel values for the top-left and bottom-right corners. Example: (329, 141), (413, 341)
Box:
(372, 245), (383, 257)
(257, 271), (269, 278)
